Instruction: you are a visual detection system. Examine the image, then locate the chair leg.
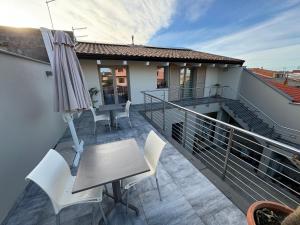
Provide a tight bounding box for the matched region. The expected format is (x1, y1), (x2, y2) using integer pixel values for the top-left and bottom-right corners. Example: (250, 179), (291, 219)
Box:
(115, 118), (118, 128)
(126, 190), (129, 214)
(94, 122), (96, 135)
(92, 204), (96, 225)
(128, 117), (132, 128)
(108, 121), (111, 132)
(104, 184), (108, 194)
(56, 212), (60, 225)
(155, 177), (162, 201)
(99, 202), (108, 225)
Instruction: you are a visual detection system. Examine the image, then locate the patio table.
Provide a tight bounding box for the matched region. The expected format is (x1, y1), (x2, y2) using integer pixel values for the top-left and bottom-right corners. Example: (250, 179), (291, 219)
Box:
(98, 104), (124, 125)
(72, 139), (150, 216)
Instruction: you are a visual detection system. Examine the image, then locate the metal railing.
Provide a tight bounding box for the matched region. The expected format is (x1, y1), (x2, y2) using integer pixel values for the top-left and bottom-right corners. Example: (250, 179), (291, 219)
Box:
(147, 85), (300, 141)
(222, 86), (300, 141)
(145, 85), (227, 101)
(143, 91), (300, 208)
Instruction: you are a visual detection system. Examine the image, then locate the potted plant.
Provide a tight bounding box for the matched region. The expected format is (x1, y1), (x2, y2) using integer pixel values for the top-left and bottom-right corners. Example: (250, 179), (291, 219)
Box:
(88, 87), (99, 108)
(247, 201), (299, 225)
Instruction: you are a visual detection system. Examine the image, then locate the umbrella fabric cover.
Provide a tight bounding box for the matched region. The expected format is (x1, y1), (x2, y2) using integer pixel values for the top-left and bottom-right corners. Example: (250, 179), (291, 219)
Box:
(53, 31), (91, 112)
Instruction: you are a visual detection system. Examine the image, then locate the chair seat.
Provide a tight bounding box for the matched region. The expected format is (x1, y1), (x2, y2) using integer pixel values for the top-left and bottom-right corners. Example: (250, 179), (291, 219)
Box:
(95, 113), (110, 122)
(114, 111), (128, 119)
(123, 161), (155, 190)
(59, 176), (104, 210)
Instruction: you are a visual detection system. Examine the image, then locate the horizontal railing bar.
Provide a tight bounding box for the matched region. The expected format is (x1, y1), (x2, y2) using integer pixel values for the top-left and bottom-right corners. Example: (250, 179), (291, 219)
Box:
(227, 158), (300, 204)
(228, 153), (300, 197)
(232, 139), (300, 174)
(145, 92), (300, 155)
(225, 175), (259, 202)
(229, 145), (300, 187)
(233, 132), (296, 159)
(225, 163), (286, 204)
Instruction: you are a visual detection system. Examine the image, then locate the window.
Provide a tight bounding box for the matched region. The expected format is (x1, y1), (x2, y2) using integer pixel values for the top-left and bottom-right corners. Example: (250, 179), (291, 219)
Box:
(157, 66), (168, 88)
(118, 77), (125, 83)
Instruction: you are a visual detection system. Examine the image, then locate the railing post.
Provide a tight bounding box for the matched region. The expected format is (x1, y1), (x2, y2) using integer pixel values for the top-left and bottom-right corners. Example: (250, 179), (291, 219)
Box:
(183, 111), (188, 147)
(150, 96), (153, 121)
(144, 93), (146, 113)
(162, 100), (166, 131)
(222, 128), (234, 179)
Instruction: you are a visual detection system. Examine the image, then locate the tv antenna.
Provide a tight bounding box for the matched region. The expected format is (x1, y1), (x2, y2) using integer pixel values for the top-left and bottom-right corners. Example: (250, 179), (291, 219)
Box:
(46, 0), (55, 30)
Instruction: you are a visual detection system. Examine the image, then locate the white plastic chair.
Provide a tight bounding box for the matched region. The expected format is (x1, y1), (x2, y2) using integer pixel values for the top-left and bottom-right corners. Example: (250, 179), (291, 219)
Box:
(25, 149), (108, 225)
(114, 100), (132, 128)
(123, 131), (166, 213)
(90, 106), (111, 134)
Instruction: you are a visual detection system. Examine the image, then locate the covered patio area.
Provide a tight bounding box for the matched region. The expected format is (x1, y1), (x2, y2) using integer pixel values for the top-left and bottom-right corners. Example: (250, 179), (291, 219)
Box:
(4, 106), (246, 225)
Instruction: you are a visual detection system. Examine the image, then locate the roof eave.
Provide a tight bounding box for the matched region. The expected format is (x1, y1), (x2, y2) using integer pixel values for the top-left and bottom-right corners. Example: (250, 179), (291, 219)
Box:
(76, 53), (244, 65)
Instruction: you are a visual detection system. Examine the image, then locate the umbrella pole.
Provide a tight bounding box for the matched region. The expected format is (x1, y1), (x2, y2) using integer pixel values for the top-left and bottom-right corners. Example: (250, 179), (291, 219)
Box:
(62, 113), (84, 167)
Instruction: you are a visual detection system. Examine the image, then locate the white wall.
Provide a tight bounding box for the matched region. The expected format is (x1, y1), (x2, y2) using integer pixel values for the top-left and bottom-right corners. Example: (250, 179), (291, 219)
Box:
(204, 66), (242, 98)
(128, 61), (158, 104)
(79, 59), (243, 105)
(239, 69), (300, 143)
(218, 67), (243, 99)
(79, 59), (102, 107)
(0, 51), (66, 222)
(204, 67), (219, 96)
(80, 59), (164, 105)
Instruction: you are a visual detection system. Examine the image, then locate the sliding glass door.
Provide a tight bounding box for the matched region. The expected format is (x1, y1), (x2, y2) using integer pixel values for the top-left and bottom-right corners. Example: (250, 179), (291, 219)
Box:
(99, 66), (128, 105)
(180, 68), (194, 99)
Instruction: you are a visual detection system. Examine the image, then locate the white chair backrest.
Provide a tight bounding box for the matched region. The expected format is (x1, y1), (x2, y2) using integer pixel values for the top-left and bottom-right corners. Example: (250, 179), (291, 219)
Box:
(144, 131), (166, 172)
(90, 106), (96, 120)
(25, 149), (71, 213)
(125, 100), (131, 115)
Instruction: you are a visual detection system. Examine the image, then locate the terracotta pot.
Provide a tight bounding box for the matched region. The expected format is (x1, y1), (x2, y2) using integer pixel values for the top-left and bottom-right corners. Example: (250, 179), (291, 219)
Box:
(247, 201), (294, 225)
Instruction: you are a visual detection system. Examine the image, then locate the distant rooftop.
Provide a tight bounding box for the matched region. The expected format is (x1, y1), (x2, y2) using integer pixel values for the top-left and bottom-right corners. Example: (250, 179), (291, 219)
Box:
(75, 41), (244, 65)
(249, 68), (279, 78)
(265, 78), (300, 103)
(0, 26), (73, 62)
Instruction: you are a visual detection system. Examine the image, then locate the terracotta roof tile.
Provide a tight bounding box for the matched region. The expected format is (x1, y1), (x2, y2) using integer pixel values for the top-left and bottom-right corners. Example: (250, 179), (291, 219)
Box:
(75, 42), (244, 64)
(250, 68), (276, 78)
(267, 80), (300, 103)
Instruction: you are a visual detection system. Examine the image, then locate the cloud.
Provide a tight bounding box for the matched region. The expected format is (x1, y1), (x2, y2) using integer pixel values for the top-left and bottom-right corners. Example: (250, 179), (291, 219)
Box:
(188, 4), (300, 69)
(194, 6), (300, 55)
(176, 0), (214, 22)
(0, 0), (176, 44)
(238, 44), (300, 71)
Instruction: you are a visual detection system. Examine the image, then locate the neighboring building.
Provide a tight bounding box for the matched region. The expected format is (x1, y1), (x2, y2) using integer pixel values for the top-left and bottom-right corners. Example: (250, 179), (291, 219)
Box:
(249, 67), (285, 78)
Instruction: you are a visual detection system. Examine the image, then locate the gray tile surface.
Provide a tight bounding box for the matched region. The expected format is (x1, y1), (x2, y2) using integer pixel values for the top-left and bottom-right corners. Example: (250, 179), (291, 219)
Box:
(3, 106), (246, 225)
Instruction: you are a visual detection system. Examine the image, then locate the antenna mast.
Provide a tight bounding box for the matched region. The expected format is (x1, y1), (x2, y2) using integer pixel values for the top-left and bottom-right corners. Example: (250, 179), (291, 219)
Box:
(46, 0), (55, 30)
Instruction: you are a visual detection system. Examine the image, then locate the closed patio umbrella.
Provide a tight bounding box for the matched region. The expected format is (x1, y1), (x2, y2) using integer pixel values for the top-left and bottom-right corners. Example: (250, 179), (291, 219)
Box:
(52, 30), (91, 166)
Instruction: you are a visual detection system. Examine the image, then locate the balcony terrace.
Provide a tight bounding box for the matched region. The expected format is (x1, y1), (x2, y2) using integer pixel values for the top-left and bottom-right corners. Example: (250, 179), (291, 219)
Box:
(3, 106), (246, 225)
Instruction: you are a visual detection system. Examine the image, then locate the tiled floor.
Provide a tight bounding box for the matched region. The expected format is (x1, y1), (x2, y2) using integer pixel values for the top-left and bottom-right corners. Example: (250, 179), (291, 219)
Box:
(3, 106), (246, 225)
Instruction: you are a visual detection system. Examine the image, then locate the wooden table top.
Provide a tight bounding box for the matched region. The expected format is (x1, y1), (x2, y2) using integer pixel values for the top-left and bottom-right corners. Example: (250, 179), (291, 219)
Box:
(72, 139), (150, 193)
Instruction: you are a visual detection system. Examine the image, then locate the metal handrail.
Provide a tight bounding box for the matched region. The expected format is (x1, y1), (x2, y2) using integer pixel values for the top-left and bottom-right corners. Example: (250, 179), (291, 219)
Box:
(143, 91), (300, 208)
(144, 85), (300, 139)
(144, 91), (300, 155)
(222, 86), (300, 139)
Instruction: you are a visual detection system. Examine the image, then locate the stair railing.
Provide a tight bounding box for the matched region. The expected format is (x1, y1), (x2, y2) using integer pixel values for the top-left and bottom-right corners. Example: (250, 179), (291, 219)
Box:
(222, 86), (300, 140)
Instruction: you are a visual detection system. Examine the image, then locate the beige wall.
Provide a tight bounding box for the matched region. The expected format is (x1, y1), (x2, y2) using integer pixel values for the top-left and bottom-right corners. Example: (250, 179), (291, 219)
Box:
(0, 51), (66, 222)
(79, 59), (102, 107)
(79, 59), (242, 105)
(80, 60), (166, 105)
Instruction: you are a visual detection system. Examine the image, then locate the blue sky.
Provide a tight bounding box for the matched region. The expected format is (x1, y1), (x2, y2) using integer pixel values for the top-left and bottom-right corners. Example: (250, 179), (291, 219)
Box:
(149, 0), (300, 70)
(0, 0), (300, 70)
